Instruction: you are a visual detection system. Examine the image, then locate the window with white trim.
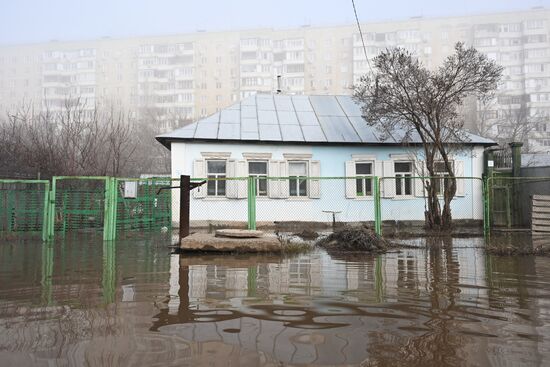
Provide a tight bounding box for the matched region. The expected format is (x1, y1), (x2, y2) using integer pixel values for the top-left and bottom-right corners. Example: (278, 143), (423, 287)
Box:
(395, 161), (413, 196)
(249, 161), (268, 197)
(433, 161), (454, 195)
(355, 162), (373, 197)
(289, 161), (308, 197)
(206, 160), (226, 196)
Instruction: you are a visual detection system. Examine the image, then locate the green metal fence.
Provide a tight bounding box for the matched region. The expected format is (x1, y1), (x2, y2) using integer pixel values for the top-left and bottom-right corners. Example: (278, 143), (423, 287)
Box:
(115, 177), (172, 232)
(0, 179), (50, 241)
(0, 175), (509, 242)
(487, 176), (550, 229)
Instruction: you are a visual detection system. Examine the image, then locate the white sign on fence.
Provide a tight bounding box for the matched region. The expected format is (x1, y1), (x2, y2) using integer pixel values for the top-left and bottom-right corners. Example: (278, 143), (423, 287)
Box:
(124, 181), (137, 199)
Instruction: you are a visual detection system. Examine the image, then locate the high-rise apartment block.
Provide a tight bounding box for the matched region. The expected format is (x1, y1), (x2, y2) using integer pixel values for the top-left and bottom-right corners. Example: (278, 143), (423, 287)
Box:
(1, 7), (549, 150)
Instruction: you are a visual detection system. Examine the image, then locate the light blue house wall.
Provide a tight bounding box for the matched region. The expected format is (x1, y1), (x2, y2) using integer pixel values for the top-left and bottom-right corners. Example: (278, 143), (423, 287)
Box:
(171, 141), (485, 224)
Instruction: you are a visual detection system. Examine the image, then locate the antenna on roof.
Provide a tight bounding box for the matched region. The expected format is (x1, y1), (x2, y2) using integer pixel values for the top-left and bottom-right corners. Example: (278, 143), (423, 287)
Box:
(276, 75), (282, 94)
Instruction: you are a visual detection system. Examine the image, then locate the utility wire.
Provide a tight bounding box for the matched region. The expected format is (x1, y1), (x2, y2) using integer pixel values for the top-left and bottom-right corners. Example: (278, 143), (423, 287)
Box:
(351, 0), (372, 72)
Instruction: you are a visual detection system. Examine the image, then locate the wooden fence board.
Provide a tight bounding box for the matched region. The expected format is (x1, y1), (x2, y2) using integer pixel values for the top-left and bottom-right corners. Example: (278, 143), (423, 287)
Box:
(532, 195), (550, 233)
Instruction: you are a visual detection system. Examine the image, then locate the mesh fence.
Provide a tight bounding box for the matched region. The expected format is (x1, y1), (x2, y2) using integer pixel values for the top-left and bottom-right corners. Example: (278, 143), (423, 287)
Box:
(255, 177), (375, 227)
(379, 177), (485, 233)
(488, 176), (550, 229)
(53, 178), (107, 234)
(115, 177), (173, 232)
(0, 175), (522, 239)
(187, 177), (250, 228)
(184, 177), (484, 231)
(0, 180), (49, 239)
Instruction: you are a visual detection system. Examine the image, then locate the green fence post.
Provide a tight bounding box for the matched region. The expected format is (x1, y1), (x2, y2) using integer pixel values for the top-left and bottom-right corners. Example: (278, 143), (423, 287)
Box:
(41, 182), (50, 242)
(484, 176), (491, 238)
(247, 176), (256, 230)
(103, 178), (114, 241)
(374, 176), (382, 236)
(48, 177), (58, 240)
(112, 178), (118, 240)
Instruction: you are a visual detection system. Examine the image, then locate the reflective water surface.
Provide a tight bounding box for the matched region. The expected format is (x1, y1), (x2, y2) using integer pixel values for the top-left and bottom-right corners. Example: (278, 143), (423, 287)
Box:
(1, 235), (550, 366)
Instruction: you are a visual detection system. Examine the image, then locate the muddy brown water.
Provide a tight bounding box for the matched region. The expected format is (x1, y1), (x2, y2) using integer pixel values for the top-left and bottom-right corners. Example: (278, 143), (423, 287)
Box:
(1, 234), (550, 366)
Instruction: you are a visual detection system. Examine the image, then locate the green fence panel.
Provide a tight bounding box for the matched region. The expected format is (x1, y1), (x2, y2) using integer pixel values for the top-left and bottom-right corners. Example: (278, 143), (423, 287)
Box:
(0, 179), (50, 241)
(51, 177), (108, 238)
(114, 177), (172, 234)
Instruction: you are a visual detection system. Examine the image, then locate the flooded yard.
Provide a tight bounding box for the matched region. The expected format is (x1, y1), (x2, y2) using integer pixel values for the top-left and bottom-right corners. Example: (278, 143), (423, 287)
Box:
(1, 234), (550, 366)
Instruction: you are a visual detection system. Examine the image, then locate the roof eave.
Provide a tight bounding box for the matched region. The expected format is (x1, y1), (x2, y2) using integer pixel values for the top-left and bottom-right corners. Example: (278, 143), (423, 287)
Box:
(157, 137), (497, 147)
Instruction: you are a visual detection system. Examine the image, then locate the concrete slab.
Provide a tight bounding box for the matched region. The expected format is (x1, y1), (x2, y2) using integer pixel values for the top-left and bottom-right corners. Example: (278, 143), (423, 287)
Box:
(215, 229), (264, 238)
(180, 232), (282, 253)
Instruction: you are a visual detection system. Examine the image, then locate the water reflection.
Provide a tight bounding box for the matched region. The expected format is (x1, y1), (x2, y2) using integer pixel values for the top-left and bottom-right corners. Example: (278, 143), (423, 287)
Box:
(0, 235), (549, 366)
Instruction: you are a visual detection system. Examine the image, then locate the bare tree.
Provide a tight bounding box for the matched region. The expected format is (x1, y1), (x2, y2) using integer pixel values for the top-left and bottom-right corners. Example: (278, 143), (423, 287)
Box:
(354, 43), (502, 229)
(472, 95), (543, 151)
(0, 99), (138, 178)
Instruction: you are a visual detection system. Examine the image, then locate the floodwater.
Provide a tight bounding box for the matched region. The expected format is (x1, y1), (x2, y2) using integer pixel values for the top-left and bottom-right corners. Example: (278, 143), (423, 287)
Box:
(1, 235), (550, 366)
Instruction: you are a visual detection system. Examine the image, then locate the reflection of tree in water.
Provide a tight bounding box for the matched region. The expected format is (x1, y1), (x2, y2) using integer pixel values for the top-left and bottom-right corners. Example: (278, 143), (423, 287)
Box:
(364, 237), (467, 367)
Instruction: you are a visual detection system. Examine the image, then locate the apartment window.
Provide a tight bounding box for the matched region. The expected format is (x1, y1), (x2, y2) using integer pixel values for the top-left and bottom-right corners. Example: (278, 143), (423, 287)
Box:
(207, 160), (226, 196)
(395, 162), (413, 196)
(525, 19), (545, 30)
(249, 161), (268, 196)
(356, 162), (373, 197)
(289, 161), (308, 197)
(434, 161), (454, 195)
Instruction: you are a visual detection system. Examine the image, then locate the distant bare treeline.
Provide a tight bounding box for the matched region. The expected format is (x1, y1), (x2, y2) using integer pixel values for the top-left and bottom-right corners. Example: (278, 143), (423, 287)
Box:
(0, 99), (170, 179)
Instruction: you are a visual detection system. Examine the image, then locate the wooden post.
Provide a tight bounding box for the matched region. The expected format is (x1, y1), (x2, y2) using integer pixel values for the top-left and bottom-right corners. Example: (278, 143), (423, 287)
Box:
(180, 175), (190, 242)
(509, 142), (523, 226)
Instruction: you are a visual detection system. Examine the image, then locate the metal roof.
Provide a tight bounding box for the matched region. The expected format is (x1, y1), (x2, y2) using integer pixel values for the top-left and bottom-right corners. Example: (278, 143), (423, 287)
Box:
(156, 94), (495, 148)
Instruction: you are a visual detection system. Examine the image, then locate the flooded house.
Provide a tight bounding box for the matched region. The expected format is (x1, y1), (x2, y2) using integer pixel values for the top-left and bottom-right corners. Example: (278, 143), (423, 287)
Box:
(156, 93), (494, 226)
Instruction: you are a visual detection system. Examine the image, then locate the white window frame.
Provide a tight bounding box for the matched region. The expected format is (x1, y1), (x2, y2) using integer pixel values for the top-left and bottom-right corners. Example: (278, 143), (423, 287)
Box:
(206, 159), (227, 197)
(288, 160), (309, 197)
(355, 161), (374, 197)
(248, 160), (269, 197)
(433, 160), (455, 196)
(394, 161), (414, 197)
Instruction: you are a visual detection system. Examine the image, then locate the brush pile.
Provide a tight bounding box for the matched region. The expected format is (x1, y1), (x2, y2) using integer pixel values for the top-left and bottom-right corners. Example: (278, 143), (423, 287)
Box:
(316, 225), (388, 253)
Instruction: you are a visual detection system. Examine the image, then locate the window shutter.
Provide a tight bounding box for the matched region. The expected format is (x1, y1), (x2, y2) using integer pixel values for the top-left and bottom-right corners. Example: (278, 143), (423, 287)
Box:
(193, 159), (206, 198)
(278, 161), (289, 199)
(382, 161), (395, 198)
(309, 160), (321, 199)
(345, 161), (356, 199)
(268, 160), (280, 198)
(226, 159), (238, 198)
(414, 160), (426, 198)
(455, 160), (465, 197)
(236, 160), (248, 199)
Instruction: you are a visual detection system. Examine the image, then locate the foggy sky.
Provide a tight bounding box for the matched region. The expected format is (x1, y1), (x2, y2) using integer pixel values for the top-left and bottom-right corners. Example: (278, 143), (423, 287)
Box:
(1, 0), (549, 44)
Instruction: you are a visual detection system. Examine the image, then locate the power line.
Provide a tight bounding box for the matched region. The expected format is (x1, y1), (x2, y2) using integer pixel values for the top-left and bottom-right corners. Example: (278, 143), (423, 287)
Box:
(351, 0), (372, 73)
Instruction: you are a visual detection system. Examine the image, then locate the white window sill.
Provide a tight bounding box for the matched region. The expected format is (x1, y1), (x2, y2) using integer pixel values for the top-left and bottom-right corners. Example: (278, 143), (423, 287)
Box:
(391, 195), (417, 200)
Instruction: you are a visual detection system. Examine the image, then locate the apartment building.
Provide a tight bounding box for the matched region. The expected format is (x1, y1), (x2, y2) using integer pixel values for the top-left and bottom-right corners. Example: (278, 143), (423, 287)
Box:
(0, 7), (549, 150)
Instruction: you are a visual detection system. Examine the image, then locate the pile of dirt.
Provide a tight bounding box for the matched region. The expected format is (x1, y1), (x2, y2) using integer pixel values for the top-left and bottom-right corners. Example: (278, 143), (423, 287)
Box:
(292, 229), (319, 240)
(316, 226), (389, 253)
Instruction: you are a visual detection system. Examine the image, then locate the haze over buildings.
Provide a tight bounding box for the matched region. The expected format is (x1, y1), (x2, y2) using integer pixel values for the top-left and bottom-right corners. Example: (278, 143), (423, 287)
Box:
(0, 7), (549, 150)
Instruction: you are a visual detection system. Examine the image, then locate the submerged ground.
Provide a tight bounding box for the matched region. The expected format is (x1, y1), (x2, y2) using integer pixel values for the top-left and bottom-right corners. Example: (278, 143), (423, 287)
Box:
(0, 233), (549, 366)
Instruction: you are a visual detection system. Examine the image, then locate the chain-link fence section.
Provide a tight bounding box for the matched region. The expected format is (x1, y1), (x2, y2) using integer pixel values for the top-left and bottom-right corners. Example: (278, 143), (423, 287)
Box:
(185, 177), (249, 228)
(254, 177), (376, 228)
(0, 174), (519, 240)
(379, 177), (485, 235)
(0, 180), (50, 240)
(488, 176), (550, 229)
